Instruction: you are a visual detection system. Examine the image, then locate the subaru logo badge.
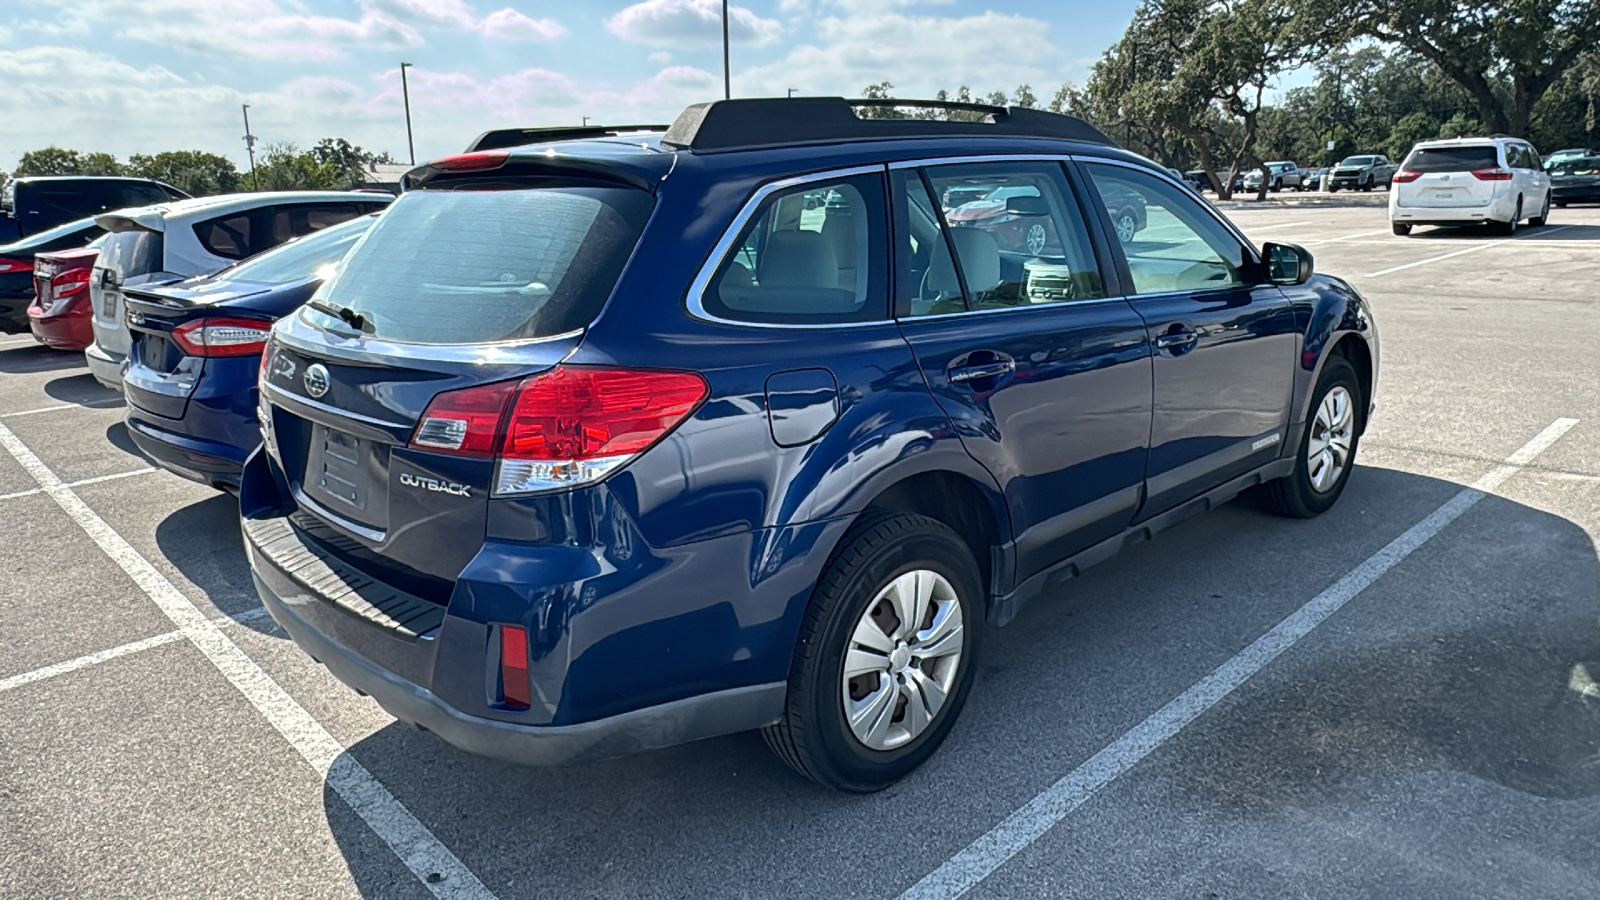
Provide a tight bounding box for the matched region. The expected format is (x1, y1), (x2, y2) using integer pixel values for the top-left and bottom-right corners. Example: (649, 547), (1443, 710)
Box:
(303, 363), (331, 399)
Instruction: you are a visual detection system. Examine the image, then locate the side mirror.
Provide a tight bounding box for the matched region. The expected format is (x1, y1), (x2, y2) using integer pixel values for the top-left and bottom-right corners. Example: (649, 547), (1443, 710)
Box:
(1263, 241), (1313, 285)
(1005, 195), (1050, 217)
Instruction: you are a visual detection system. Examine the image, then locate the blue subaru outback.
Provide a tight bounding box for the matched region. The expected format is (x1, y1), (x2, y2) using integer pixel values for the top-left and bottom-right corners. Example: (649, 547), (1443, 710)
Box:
(241, 98), (1377, 792)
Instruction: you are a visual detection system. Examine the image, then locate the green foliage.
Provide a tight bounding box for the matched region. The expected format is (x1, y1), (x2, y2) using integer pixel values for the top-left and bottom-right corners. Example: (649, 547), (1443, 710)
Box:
(16, 147), (92, 176)
(126, 151), (241, 196)
(1387, 112), (1441, 159)
(254, 142), (341, 191)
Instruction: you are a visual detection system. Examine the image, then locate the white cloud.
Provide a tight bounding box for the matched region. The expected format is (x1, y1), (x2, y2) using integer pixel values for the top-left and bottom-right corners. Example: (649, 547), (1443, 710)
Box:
(738, 10), (1059, 100)
(365, 0), (566, 41)
(606, 0), (782, 49)
(479, 8), (565, 42)
(649, 50), (673, 64)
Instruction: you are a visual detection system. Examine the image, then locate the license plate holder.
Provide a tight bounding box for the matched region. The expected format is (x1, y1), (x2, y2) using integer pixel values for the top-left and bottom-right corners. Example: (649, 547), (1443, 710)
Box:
(307, 424), (371, 514)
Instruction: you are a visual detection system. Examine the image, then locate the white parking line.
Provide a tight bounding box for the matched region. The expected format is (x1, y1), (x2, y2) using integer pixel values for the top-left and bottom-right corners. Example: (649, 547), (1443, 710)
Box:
(1364, 225), (1576, 277)
(0, 400), (124, 418)
(1299, 228), (1396, 246)
(0, 467), (158, 502)
(0, 419), (497, 900)
(899, 417), (1579, 900)
(0, 608), (271, 695)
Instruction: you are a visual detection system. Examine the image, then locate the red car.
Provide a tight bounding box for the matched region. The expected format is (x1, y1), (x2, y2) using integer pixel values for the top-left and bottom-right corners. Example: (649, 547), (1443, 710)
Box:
(28, 242), (100, 351)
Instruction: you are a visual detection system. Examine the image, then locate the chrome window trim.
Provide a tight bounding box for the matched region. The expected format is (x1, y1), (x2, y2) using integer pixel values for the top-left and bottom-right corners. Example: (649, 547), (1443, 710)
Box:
(685, 164), (895, 330)
(264, 380), (410, 431)
(900, 294), (1134, 323)
(886, 154), (1070, 170)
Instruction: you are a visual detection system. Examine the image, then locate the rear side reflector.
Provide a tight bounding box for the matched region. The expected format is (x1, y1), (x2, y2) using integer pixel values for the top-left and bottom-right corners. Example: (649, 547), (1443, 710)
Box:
(1391, 170), (1422, 183)
(428, 151), (510, 172)
(1471, 168), (1513, 181)
(499, 625), (531, 710)
(408, 365), (709, 495)
(171, 316), (274, 357)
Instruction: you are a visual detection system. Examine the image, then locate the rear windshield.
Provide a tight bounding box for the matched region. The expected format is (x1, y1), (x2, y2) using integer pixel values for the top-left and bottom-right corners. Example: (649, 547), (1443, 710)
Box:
(1550, 155), (1600, 175)
(306, 184), (652, 344)
(1404, 147), (1499, 173)
(212, 214), (373, 288)
(97, 229), (164, 279)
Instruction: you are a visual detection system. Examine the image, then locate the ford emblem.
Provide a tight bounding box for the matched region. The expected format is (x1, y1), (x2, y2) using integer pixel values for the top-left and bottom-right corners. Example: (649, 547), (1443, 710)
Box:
(303, 363), (331, 399)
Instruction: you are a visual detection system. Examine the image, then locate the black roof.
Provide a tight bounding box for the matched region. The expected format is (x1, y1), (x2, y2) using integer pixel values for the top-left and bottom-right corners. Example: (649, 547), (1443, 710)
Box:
(661, 97), (1116, 153)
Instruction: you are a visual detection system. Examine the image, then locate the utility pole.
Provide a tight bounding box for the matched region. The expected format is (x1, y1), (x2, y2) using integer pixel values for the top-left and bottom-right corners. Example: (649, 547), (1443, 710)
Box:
(787, 88), (797, 98)
(241, 104), (259, 190)
(721, 0), (731, 100)
(400, 62), (416, 166)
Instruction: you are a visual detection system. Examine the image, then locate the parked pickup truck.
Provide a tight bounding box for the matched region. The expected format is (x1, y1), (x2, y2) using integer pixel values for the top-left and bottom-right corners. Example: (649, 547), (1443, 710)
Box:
(1243, 161), (1307, 192)
(1329, 155), (1398, 192)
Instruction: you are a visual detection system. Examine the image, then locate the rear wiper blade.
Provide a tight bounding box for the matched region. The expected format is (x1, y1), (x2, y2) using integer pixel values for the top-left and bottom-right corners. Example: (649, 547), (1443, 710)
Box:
(307, 299), (371, 333)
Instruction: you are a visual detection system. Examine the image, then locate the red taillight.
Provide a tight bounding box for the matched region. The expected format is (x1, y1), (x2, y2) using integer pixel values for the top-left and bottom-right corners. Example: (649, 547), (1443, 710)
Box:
(1471, 167), (1513, 181)
(49, 268), (91, 300)
(499, 625), (531, 710)
(0, 257), (32, 274)
(408, 365), (709, 494)
(170, 316), (273, 358)
(428, 151), (510, 172)
(1392, 170), (1422, 183)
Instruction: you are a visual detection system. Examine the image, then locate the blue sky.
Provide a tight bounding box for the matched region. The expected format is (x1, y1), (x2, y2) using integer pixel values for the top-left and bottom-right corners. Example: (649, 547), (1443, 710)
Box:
(0, 1), (1144, 174)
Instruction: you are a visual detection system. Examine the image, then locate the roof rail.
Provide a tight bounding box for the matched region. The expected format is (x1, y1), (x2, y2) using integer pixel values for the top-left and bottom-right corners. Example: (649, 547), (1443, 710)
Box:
(464, 124), (669, 153)
(660, 97), (1117, 153)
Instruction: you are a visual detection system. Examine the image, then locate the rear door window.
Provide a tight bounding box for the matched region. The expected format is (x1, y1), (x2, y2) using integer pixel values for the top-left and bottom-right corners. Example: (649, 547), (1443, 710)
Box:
(704, 172), (887, 325)
(308, 184), (652, 343)
(1405, 146), (1500, 173)
(119, 182), (172, 208)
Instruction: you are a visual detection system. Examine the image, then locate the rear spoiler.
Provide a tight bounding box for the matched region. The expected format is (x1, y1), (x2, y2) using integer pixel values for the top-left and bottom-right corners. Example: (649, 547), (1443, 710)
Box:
(464, 125), (669, 153)
(95, 210), (168, 233)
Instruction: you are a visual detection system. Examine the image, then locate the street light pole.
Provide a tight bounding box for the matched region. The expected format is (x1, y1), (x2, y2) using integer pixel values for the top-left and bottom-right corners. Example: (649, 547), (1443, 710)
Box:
(241, 104), (259, 191)
(400, 62), (416, 166)
(721, 0), (731, 100)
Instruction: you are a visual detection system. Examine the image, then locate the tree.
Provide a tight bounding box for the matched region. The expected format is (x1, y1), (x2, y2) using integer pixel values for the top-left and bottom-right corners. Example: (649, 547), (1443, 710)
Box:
(1012, 85), (1038, 109)
(1325, 0), (1600, 137)
(311, 138), (395, 190)
(253, 142), (340, 191)
(15, 147), (86, 176)
(126, 150), (241, 196)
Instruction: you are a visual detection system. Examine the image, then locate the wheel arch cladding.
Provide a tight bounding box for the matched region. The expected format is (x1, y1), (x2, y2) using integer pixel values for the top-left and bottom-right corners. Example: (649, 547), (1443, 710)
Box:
(860, 470), (1004, 610)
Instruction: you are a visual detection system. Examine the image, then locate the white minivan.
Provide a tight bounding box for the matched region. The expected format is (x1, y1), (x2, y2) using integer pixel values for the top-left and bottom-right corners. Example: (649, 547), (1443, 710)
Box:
(86, 192), (391, 389)
(1389, 137), (1551, 236)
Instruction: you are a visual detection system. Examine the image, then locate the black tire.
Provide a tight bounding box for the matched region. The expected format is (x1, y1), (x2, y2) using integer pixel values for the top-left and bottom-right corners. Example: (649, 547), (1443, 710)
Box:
(763, 511), (983, 792)
(1360, 178), (1371, 192)
(1260, 357), (1363, 518)
(1391, 222), (1411, 236)
(1492, 198), (1521, 236)
(1528, 192), (1550, 227)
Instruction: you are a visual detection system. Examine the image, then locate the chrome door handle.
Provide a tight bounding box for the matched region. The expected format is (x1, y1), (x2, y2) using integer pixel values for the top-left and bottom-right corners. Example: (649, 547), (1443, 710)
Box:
(1155, 329), (1198, 349)
(948, 359), (1015, 383)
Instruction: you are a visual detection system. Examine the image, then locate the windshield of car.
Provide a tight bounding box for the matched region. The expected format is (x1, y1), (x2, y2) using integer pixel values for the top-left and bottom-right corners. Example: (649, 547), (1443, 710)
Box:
(1549, 155), (1600, 175)
(1339, 157), (1376, 167)
(211, 214), (374, 287)
(0, 215), (101, 252)
(305, 184), (653, 344)
(1403, 146), (1499, 173)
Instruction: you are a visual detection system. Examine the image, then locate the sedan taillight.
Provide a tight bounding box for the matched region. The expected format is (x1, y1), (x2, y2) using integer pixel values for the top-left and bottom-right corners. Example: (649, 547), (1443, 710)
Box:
(1471, 168), (1514, 181)
(0, 256), (32, 274)
(49, 268), (92, 302)
(409, 365), (709, 495)
(171, 316), (274, 357)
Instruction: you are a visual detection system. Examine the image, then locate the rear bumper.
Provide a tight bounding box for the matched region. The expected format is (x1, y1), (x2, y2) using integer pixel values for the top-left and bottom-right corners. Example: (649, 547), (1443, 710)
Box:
(84, 342), (126, 391)
(28, 298), (93, 351)
(125, 408), (248, 488)
(256, 571), (784, 766)
(237, 447), (824, 766)
(1390, 193), (1514, 225)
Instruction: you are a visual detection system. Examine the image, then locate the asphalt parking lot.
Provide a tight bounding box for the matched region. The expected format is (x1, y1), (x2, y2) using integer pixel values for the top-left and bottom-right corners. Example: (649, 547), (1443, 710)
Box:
(3, 200), (1599, 900)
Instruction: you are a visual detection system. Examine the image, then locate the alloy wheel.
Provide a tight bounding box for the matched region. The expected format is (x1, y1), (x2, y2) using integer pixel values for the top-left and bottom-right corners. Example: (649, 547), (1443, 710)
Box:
(1114, 213), (1138, 243)
(1307, 385), (1355, 493)
(841, 569), (965, 751)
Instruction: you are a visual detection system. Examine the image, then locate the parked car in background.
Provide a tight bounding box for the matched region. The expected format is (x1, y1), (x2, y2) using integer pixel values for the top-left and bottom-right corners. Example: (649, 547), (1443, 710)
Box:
(1544, 148), (1595, 171)
(1182, 170), (1209, 192)
(1390, 136), (1551, 235)
(241, 97), (1376, 793)
(1243, 161), (1306, 192)
(1547, 151), (1600, 207)
(27, 238), (103, 350)
(86, 191), (392, 390)
(1329, 155), (1398, 191)
(1, 176), (187, 241)
(0, 215), (105, 332)
(1302, 167), (1329, 191)
(123, 214), (378, 491)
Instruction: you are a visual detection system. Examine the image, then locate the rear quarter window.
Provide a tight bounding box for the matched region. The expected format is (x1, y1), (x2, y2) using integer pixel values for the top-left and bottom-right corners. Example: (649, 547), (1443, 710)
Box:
(194, 213), (253, 260)
(307, 184), (652, 344)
